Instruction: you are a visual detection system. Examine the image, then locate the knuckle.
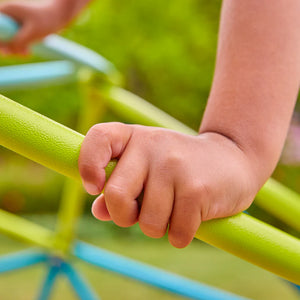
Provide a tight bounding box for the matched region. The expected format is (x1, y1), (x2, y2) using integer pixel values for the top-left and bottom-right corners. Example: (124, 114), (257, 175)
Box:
(148, 129), (165, 143)
(185, 181), (211, 200)
(88, 124), (110, 141)
(139, 218), (166, 238)
(168, 230), (192, 249)
(113, 218), (133, 228)
(104, 183), (138, 228)
(79, 163), (96, 179)
(159, 150), (183, 172)
(104, 184), (127, 205)
(167, 150), (182, 165)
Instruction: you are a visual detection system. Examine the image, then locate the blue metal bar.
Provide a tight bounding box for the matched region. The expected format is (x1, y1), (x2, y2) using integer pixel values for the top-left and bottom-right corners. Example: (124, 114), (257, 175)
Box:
(73, 241), (249, 300)
(37, 262), (61, 300)
(34, 35), (117, 76)
(61, 261), (99, 300)
(0, 12), (18, 41)
(290, 283), (300, 292)
(0, 61), (77, 89)
(0, 12), (121, 82)
(0, 249), (48, 273)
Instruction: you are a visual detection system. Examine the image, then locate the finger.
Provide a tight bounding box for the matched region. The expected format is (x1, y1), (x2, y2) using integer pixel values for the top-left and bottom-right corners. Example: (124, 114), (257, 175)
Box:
(7, 22), (35, 53)
(104, 142), (148, 227)
(91, 194), (112, 221)
(138, 170), (174, 239)
(0, 2), (22, 20)
(168, 185), (202, 248)
(78, 122), (133, 195)
(0, 45), (11, 56)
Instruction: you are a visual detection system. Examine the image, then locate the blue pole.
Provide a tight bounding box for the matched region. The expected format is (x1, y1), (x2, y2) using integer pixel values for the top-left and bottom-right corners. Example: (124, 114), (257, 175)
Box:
(73, 241), (249, 300)
(37, 261), (61, 300)
(0, 13), (121, 83)
(0, 12), (18, 41)
(0, 61), (77, 89)
(290, 283), (300, 292)
(61, 261), (99, 300)
(0, 249), (47, 273)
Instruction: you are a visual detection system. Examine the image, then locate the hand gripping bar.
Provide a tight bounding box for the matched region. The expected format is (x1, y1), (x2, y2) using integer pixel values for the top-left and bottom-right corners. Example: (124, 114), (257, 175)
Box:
(0, 94), (299, 284)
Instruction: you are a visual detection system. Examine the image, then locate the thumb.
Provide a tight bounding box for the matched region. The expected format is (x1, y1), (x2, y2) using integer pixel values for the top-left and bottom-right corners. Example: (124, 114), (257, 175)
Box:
(78, 122), (133, 195)
(91, 194), (112, 221)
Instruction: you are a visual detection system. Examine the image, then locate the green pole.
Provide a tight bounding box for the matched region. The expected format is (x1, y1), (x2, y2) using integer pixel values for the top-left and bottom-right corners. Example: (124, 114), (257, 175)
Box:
(0, 94), (299, 284)
(0, 209), (60, 250)
(54, 74), (110, 253)
(256, 178), (300, 231)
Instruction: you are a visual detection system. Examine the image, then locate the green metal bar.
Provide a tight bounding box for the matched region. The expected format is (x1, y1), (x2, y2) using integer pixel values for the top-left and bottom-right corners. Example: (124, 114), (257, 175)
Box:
(255, 178), (300, 231)
(0, 13), (122, 85)
(0, 209), (58, 250)
(54, 80), (109, 253)
(102, 86), (196, 135)
(0, 94), (82, 181)
(55, 179), (85, 254)
(195, 213), (300, 285)
(0, 94), (299, 284)
(0, 94), (116, 181)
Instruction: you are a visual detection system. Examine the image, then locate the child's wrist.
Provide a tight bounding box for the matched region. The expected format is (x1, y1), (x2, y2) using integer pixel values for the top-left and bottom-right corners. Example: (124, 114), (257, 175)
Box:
(198, 131), (267, 193)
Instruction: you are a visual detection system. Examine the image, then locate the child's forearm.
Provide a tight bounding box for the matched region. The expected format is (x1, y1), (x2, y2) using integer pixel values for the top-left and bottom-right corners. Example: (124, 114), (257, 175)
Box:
(200, 0), (300, 187)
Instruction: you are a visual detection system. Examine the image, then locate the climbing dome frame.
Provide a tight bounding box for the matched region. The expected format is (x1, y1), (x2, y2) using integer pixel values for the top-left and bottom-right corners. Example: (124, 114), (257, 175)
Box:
(0, 13), (299, 299)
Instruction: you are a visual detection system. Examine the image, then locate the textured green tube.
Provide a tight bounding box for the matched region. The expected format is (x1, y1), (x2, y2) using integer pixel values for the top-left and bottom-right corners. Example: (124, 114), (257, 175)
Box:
(103, 86), (196, 135)
(0, 209), (58, 250)
(0, 94), (299, 284)
(196, 213), (300, 285)
(0, 94), (83, 181)
(255, 178), (300, 231)
(0, 94), (117, 180)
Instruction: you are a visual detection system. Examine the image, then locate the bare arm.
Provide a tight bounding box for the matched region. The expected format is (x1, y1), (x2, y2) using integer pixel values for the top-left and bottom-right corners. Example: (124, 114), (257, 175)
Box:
(0, 0), (92, 53)
(200, 0), (300, 187)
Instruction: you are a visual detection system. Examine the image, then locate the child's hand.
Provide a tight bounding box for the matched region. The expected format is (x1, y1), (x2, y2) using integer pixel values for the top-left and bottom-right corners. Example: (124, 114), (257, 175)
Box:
(79, 122), (259, 248)
(0, 0), (74, 55)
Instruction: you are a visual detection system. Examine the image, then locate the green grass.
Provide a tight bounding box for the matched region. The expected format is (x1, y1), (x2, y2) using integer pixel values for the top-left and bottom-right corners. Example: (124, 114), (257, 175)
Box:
(0, 214), (298, 300)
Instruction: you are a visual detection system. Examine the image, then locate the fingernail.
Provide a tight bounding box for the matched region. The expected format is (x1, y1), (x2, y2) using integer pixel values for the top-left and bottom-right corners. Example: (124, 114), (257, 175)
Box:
(91, 198), (99, 216)
(83, 181), (100, 195)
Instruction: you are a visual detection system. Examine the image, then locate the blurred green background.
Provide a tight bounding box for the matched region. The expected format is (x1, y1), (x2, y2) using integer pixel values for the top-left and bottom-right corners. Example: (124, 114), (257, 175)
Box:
(0, 0), (299, 299)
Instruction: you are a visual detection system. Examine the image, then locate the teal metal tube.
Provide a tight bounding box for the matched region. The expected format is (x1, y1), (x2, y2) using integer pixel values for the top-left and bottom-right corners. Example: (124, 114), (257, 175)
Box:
(0, 61), (77, 89)
(0, 13), (122, 84)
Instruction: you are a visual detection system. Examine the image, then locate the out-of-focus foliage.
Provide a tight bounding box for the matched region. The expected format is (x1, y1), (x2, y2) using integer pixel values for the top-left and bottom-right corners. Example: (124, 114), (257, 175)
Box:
(73, 0), (221, 130)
